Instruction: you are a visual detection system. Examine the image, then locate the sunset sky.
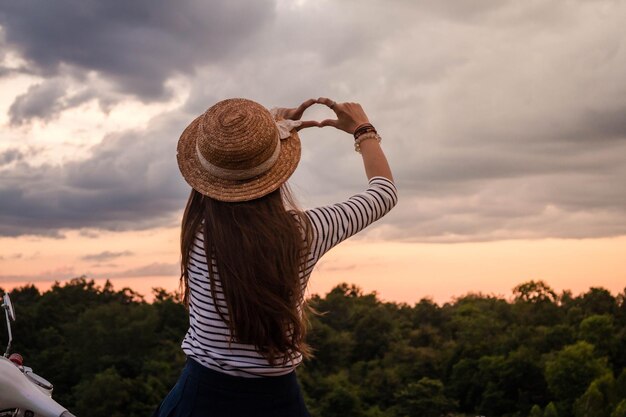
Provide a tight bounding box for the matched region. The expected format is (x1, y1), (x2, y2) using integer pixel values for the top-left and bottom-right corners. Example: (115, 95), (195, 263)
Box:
(1, 0), (625, 305)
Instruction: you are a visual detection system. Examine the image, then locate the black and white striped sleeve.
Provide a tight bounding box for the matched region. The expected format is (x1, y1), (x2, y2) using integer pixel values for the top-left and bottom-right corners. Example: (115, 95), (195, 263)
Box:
(305, 176), (398, 261)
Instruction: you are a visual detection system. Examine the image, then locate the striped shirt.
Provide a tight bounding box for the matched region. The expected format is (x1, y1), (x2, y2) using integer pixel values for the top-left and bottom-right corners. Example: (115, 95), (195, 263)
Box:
(181, 176), (399, 377)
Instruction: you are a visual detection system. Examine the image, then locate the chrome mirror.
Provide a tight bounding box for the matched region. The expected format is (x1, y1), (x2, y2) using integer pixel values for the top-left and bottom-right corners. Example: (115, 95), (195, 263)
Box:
(2, 293), (15, 321)
(2, 293), (15, 357)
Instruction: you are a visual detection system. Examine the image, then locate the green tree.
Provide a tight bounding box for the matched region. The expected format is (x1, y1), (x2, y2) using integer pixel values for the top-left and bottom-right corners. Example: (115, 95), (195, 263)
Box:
(5, 279), (626, 417)
(612, 399), (626, 417)
(488, 347), (548, 414)
(579, 315), (617, 357)
(529, 404), (543, 417)
(543, 324), (576, 352)
(578, 288), (617, 317)
(448, 294), (512, 356)
(65, 302), (160, 377)
(357, 361), (403, 409)
(616, 369), (626, 402)
(574, 381), (608, 417)
(305, 316), (355, 373)
(587, 373), (618, 415)
(514, 280), (558, 303)
(73, 367), (160, 417)
(544, 341), (610, 415)
(394, 377), (456, 417)
(544, 401), (559, 417)
(318, 376), (365, 417)
(448, 358), (483, 412)
(512, 281), (562, 327)
(352, 305), (395, 361)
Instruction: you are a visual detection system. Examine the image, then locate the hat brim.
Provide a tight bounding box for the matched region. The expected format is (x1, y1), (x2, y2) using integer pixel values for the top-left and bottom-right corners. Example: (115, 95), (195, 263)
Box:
(177, 115), (301, 202)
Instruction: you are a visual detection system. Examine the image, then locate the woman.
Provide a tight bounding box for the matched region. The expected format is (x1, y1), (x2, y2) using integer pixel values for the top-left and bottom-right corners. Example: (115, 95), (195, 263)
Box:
(152, 97), (398, 416)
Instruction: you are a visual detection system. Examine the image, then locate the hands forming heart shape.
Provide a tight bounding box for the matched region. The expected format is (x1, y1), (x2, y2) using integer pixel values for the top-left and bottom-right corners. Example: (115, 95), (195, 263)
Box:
(273, 97), (371, 135)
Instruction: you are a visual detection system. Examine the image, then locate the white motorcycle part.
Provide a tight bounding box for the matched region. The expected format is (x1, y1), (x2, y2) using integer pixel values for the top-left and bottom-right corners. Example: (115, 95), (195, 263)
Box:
(0, 357), (68, 417)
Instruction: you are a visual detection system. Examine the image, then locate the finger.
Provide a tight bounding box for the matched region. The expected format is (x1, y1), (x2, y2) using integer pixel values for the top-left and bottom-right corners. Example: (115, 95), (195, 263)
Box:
(294, 99), (317, 118)
(319, 119), (339, 128)
(316, 97), (337, 109)
(296, 120), (320, 131)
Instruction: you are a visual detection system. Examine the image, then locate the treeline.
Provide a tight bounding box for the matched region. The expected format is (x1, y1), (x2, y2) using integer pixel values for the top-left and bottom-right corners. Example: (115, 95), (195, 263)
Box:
(1, 278), (626, 417)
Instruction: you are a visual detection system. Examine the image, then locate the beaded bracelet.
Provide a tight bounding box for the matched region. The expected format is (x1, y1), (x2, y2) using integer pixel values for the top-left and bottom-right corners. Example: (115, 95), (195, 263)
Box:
(354, 132), (382, 153)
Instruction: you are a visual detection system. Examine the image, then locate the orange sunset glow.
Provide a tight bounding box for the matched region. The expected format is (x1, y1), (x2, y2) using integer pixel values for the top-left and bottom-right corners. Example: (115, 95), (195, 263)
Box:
(2, 227), (625, 304)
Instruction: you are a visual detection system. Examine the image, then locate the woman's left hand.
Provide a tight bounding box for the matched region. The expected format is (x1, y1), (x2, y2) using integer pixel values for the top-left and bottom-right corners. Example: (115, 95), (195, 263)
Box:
(272, 99), (319, 131)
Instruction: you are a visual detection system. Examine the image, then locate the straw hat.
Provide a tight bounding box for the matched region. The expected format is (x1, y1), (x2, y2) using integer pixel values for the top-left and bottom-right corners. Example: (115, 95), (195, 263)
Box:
(177, 98), (302, 202)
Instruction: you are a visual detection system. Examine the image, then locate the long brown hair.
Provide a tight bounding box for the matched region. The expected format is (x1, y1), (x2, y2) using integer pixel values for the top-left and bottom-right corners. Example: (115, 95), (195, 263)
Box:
(179, 182), (314, 365)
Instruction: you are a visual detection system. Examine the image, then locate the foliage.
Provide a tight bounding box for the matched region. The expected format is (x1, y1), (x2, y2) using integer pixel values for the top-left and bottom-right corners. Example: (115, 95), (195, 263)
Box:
(613, 400), (626, 417)
(544, 341), (610, 415)
(529, 404), (543, 417)
(393, 377), (456, 417)
(513, 280), (558, 303)
(545, 402), (560, 417)
(1, 278), (626, 417)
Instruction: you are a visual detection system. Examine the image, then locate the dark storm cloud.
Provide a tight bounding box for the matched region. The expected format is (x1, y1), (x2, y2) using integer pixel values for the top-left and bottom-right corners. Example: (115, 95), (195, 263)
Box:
(278, 1), (626, 242)
(0, 111), (192, 237)
(9, 80), (68, 124)
(2, 0), (626, 243)
(0, 148), (24, 166)
(0, 0), (274, 119)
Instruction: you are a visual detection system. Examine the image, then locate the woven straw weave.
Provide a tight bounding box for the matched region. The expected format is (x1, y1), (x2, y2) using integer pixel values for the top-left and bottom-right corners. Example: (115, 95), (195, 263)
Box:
(177, 98), (301, 202)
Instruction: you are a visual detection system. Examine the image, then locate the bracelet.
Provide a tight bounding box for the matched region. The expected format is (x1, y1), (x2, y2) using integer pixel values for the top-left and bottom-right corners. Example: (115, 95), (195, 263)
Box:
(353, 122), (373, 133)
(354, 126), (376, 139)
(354, 127), (377, 140)
(353, 123), (376, 139)
(354, 132), (382, 153)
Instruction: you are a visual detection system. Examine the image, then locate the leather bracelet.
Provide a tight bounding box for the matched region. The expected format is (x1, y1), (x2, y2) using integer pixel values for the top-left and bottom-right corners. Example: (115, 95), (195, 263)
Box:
(354, 125), (375, 138)
(354, 122), (373, 131)
(353, 123), (375, 138)
(354, 127), (377, 140)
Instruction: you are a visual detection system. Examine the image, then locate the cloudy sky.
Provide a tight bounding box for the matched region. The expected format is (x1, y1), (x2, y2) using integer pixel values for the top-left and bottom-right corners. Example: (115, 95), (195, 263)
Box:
(1, 0), (625, 303)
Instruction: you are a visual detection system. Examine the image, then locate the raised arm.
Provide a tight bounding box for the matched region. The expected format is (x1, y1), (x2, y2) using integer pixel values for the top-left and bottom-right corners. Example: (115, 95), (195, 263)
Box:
(300, 98), (398, 261)
(305, 176), (398, 261)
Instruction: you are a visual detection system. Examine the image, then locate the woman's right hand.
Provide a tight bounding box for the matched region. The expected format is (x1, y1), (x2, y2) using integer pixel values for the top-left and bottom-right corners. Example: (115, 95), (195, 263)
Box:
(316, 97), (371, 134)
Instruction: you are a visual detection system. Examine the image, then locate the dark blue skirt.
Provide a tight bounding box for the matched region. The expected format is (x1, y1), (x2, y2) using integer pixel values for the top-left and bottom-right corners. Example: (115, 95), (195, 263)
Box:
(151, 358), (312, 417)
